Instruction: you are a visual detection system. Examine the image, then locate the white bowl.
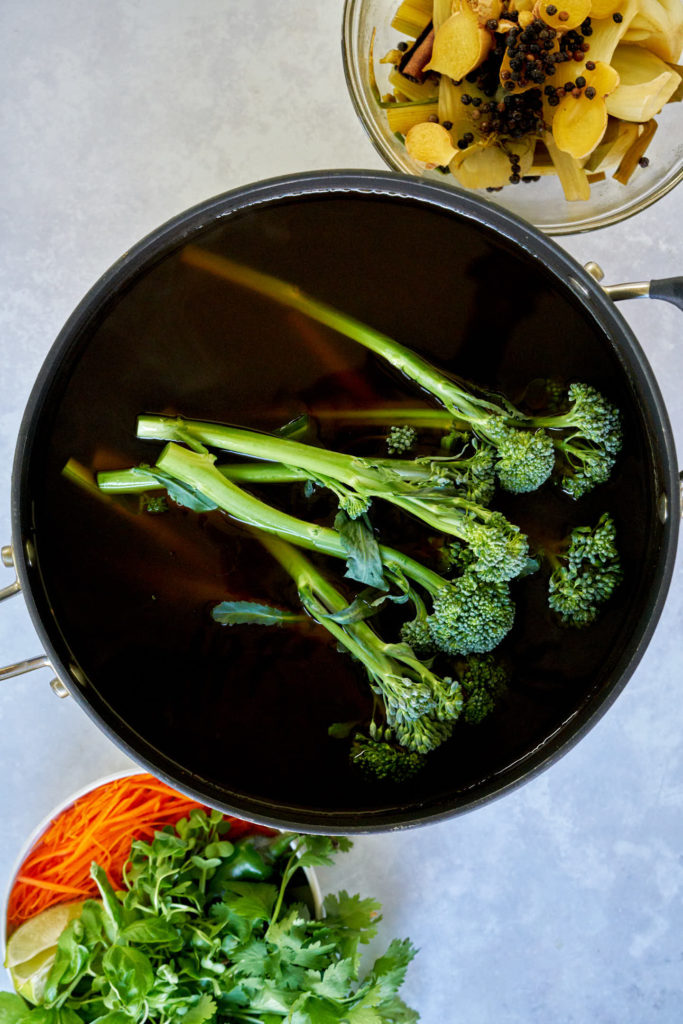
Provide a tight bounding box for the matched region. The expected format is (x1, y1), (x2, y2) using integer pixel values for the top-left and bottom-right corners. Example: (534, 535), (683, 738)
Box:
(3, 769), (322, 971)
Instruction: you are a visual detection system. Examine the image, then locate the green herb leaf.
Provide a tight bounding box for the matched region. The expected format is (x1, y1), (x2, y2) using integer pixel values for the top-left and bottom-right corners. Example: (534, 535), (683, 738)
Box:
(102, 946), (154, 1005)
(180, 995), (217, 1024)
(324, 891), (382, 941)
(334, 511), (387, 591)
(310, 958), (357, 999)
(118, 918), (181, 946)
(0, 992), (30, 1024)
(344, 1007), (385, 1024)
(88, 1013), (137, 1024)
(212, 601), (306, 627)
(218, 881), (279, 922)
(357, 938), (418, 1007)
(143, 467), (217, 512)
(323, 586), (411, 625)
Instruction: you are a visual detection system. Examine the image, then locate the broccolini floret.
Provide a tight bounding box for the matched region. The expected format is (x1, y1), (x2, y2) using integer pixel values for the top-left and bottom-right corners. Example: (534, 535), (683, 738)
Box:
(395, 714), (455, 755)
(459, 654), (509, 724)
(529, 383), (622, 499)
(483, 420), (557, 494)
(442, 441), (497, 505)
(399, 590), (434, 654)
(351, 726), (425, 782)
(543, 513), (622, 627)
(386, 424), (418, 455)
(427, 572), (515, 656)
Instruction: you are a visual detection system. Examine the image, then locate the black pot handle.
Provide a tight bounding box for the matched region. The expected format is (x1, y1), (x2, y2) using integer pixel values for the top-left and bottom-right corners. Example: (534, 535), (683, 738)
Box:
(649, 278), (683, 313)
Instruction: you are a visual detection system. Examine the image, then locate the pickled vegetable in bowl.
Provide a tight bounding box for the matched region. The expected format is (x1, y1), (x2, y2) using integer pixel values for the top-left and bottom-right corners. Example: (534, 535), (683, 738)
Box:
(343, 0), (683, 231)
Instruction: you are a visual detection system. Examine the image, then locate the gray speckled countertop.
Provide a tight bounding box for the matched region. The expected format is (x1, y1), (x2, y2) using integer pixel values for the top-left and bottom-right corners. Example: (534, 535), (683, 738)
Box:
(0, 3), (682, 1022)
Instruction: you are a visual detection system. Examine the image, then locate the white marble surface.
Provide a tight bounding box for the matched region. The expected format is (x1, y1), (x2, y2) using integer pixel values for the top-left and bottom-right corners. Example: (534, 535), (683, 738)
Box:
(0, 2), (682, 1021)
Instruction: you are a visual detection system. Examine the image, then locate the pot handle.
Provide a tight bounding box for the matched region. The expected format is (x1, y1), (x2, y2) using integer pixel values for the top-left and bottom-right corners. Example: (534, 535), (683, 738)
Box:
(0, 544), (70, 696)
(583, 264), (683, 312)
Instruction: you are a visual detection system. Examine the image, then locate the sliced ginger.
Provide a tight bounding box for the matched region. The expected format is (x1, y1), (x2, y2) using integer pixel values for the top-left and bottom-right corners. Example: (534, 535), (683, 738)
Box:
(534, 0), (591, 32)
(590, 0), (621, 18)
(450, 137), (535, 188)
(425, 1), (493, 80)
(469, 0), (504, 23)
(607, 44), (682, 120)
(623, 0), (683, 63)
(405, 121), (458, 165)
(552, 61), (621, 159)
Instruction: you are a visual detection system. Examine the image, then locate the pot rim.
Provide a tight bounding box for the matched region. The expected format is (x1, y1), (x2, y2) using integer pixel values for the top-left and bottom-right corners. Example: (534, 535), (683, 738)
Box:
(10, 169), (681, 833)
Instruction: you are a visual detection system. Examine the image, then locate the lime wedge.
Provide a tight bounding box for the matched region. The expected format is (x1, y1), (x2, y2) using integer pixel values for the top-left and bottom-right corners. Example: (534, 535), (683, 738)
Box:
(5, 901), (85, 969)
(9, 946), (57, 1005)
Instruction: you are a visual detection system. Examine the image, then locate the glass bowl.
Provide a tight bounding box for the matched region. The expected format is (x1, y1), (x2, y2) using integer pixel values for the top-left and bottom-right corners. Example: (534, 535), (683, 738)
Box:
(342, 0), (683, 234)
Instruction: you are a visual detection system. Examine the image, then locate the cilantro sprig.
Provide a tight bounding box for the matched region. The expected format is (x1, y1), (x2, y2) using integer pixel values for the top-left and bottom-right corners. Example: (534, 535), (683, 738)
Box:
(1, 810), (418, 1024)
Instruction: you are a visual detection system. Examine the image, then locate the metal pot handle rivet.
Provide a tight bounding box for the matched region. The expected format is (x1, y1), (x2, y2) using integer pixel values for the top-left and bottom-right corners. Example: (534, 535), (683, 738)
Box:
(0, 543), (21, 601)
(50, 677), (70, 699)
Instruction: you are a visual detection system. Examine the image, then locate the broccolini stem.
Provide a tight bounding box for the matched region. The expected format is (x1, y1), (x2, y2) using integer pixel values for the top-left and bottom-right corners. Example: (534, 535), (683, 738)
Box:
(150, 443), (446, 595)
(254, 532), (407, 680)
(139, 415), (359, 480)
(180, 247), (508, 423)
(311, 407), (458, 429)
(138, 415), (502, 542)
(98, 462), (306, 493)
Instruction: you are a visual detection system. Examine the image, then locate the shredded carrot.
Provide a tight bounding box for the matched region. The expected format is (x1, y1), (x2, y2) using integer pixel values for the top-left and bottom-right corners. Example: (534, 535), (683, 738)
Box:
(6, 773), (272, 935)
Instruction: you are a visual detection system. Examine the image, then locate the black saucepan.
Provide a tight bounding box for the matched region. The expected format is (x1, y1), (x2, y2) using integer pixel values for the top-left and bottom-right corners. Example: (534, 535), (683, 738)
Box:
(2, 171), (680, 832)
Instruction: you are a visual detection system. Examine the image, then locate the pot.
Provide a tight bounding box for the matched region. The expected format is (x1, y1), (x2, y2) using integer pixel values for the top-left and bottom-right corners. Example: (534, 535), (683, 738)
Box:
(1, 170), (680, 833)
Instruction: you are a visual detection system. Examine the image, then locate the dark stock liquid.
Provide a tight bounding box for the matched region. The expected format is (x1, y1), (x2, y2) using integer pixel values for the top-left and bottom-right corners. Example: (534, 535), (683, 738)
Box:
(26, 195), (657, 819)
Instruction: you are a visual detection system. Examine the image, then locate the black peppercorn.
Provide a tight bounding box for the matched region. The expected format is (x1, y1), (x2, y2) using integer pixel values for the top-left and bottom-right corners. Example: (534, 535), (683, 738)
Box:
(613, 11), (623, 21)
